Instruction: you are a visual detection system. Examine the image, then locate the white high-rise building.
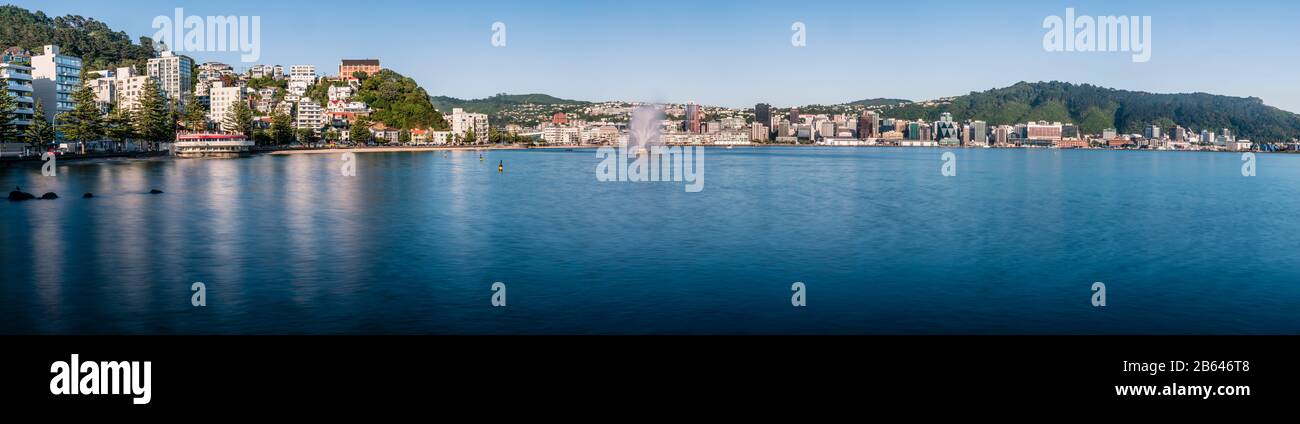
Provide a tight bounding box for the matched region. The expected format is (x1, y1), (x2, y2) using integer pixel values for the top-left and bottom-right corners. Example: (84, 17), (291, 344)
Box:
(30, 45), (82, 126)
(209, 82), (247, 132)
(288, 65), (315, 96)
(449, 108), (489, 141)
(146, 50), (194, 108)
(86, 67), (153, 112)
(1, 62), (35, 135)
(294, 97), (325, 132)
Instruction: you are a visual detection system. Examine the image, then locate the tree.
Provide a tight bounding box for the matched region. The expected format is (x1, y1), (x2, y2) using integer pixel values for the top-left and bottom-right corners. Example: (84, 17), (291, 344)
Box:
(350, 117), (372, 145)
(57, 67), (104, 152)
(252, 129), (271, 145)
(271, 111), (294, 145)
(324, 128), (340, 142)
(183, 92), (208, 131)
(222, 99), (254, 136)
(463, 128), (477, 144)
(26, 100), (56, 152)
(399, 128), (411, 144)
(0, 88), (18, 142)
(133, 78), (172, 151)
(103, 102), (135, 152)
(296, 128), (318, 146)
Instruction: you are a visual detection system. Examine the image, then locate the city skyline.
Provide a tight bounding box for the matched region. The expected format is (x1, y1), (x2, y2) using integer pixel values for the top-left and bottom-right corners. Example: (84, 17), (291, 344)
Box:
(9, 0), (1300, 113)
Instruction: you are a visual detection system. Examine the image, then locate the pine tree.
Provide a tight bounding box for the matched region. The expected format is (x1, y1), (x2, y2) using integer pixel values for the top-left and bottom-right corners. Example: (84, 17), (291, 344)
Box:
(26, 100), (55, 151)
(104, 102), (135, 152)
(0, 88), (18, 142)
(222, 98), (254, 136)
(133, 78), (172, 151)
(271, 111), (294, 145)
(183, 92), (208, 132)
(57, 68), (104, 151)
(350, 117), (372, 144)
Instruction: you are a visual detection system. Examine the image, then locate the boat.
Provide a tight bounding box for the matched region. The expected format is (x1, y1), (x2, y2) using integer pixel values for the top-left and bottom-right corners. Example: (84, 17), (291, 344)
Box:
(174, 132), (254, 158)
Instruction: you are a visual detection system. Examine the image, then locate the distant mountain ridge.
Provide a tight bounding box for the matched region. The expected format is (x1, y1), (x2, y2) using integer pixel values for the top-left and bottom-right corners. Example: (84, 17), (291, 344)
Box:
(429, 93), (590, 115)
(880, 81), (1300, 142)
(846, 98), (912, 107)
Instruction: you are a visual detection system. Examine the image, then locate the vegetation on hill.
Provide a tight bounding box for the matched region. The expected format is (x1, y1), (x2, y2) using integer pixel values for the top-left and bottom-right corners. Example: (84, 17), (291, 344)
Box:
(0, 5), (157, 70)
(881, 81), (1300, 141)
(354, 70), (448, 130)
(429, 93), (589, 116)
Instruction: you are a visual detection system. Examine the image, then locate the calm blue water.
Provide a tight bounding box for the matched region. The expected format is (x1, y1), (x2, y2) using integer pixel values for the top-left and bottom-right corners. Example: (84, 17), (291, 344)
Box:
(1, 147), (1297, 334)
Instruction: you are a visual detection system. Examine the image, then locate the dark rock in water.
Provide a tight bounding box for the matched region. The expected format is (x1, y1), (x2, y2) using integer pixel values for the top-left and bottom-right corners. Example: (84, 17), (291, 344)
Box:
(149, 189), (164, 194)
(8, 191), (35, 201)
(40, 192), (58, 200)
(82, 193), (94, 198)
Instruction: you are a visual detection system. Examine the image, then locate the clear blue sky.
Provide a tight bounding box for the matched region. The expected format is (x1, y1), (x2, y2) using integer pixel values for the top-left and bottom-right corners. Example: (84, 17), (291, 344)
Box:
(13, 0), (1300, 111)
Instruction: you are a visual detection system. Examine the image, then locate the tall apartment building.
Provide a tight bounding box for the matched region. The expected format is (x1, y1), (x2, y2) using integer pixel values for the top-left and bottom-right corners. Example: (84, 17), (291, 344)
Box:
(30, 45), (82, 125)
(209, 82), (247, 131)
(147, 50), (194, 107)
(86, 67), (153, 112)
(0, 62), (35, 135)
(288, 65), (316, 96)
(449, 108), (489, 141)
(294, 97), (325, 132)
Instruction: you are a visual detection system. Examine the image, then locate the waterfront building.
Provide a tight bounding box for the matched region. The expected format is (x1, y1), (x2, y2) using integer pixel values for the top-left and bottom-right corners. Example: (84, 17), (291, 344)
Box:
(751, 123), (768, 142)
(755, 103), (771, 135)
(552, 112), (568, 126)
(857, 111), (878, 140)
(788, 108), (800, 125)
(174, 132), (254, 157)
(1144, 124), (1161, 140)
(1, 62), (35, 135)
(1102, 128), (1117, 140)
(30, 45), (81, 126)
(448, 108), (489, 141)
(210, 82), (247, 131)
(146, 50), (194, 107)
(542, 126), (580, 145)
(294, 97), (326, 132)
(684, 103), (702, 134)
(966, 120), (988, 146)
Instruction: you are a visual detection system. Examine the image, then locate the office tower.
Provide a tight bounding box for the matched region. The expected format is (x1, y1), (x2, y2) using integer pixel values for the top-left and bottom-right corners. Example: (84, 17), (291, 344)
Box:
(684, 103), (702, 134)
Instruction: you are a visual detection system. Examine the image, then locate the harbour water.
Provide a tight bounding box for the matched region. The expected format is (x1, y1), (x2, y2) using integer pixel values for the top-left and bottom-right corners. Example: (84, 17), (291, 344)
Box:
(2, 147), (1297, 334)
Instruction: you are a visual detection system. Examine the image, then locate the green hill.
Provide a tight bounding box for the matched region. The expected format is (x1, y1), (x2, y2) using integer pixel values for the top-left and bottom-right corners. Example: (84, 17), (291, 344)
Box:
(355, 69), (448, 130)
(0, 5), (157, 70)
(429, 93), (590, 115)
(847, 98), (912, 107)
(882, 81), (1300, 141)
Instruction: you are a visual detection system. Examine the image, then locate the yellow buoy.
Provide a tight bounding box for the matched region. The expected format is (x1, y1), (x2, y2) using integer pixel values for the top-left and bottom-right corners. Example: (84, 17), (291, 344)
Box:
(498, 160), (504, 173)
